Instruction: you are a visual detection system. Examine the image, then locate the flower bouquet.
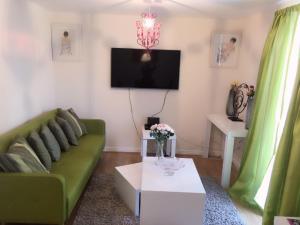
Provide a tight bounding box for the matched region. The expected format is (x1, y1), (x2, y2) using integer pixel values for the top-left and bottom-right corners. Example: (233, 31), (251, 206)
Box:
(150, 124), (185, 175)
(150, 124), (175, 161)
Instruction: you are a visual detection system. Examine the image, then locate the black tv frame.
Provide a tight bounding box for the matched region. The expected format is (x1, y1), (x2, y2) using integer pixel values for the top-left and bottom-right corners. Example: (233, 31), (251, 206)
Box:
(110, 48), (181, 90)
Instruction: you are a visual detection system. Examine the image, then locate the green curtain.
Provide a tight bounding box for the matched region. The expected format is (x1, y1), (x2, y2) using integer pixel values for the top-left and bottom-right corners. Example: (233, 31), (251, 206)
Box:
(229, 5), (300, 211)
(263, 57), (300, 223)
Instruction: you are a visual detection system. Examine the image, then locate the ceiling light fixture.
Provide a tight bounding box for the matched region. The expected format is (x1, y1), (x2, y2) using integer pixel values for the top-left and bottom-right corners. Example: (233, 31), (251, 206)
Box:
(136, 9), (161, 49)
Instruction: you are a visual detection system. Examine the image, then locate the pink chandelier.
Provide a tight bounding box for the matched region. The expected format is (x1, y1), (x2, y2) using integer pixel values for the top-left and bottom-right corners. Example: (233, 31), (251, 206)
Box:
(136, 10), (161, 49)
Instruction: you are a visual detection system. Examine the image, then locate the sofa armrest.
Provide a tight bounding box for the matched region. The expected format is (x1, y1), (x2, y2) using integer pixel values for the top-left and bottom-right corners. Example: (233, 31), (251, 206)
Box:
(0, 173), (66, 224)
(81, 119), (105, 135)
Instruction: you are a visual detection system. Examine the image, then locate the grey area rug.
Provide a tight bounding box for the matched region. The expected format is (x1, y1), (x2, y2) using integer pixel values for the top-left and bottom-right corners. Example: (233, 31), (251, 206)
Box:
(73, 174), (245, 225)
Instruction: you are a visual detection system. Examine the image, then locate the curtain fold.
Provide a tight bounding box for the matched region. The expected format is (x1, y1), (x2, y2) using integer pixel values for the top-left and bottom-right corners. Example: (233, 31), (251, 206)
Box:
(263, 67), (300, 224)
(228, 4), (300, 211)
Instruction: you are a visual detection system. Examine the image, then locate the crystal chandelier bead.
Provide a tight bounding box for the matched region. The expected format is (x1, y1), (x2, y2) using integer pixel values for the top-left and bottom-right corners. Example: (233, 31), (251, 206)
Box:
(136, 11), (161, 49)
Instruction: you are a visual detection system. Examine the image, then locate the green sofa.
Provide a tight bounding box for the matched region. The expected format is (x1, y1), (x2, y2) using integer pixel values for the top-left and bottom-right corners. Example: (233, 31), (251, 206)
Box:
(0, 109), (105, 225)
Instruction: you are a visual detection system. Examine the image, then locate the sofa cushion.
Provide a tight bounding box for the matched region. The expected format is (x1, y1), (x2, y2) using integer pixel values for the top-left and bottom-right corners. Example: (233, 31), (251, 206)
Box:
(48, 119), (70, 151)
(56, 117), (78, 146)
(27, 131), (52, 170)
(58, 109), (83, 138)
(40, 125), (61, 161)
(0, 154), (32, 172)
(50, 134), (104, 216)
(68, 108), (88, 135)
(0, 109), (57, 154)
(2, 137), (48, 172)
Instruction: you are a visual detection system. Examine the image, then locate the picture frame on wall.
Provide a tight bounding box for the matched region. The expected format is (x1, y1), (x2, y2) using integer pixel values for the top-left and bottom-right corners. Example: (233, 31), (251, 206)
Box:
(51, 23), (82, 61)
(210, 32), (242, 68)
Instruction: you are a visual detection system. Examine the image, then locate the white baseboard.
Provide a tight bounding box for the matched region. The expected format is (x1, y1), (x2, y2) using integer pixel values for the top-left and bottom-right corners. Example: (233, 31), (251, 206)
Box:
(104, 146), (140, 152)
(104, 146), (208, 157)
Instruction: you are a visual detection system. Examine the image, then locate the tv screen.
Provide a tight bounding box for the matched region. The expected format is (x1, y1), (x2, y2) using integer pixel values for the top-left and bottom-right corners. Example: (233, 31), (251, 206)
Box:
(111, 48), (181, 89)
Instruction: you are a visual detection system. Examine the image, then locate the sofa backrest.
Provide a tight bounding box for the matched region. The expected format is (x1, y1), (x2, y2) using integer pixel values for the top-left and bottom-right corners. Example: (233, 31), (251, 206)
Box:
(0, 109), (58, 153)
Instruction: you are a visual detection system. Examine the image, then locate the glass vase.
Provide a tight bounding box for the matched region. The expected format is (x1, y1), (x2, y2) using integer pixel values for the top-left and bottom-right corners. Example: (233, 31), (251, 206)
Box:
(156, 140), (165, 161)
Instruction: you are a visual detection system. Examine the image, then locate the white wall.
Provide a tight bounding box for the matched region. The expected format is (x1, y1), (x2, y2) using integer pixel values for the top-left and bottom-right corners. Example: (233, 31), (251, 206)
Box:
(0, 0), (55, 133)
(49, 10), (274, 155)
(0, 0), (275, 153)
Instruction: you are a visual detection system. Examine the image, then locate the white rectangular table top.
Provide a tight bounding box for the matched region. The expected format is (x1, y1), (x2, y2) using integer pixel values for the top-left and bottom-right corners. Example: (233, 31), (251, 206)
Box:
(208, 114), (248, 137)
(142, 128), (176, 140)
(141, 157), (205, 194)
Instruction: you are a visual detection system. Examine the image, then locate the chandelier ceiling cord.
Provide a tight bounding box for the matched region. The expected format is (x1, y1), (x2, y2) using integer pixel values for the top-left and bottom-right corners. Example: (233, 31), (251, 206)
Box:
(136, 8), (161, 50)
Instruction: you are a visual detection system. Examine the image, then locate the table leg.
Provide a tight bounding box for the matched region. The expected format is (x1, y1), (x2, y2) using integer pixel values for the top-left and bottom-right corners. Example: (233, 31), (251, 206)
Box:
(166, 140), (171, 156)
(171, 139), (176, 158)
(204, 121), (212, 158)
(141, 139), (148, 158)
(221, 135), (234, 188)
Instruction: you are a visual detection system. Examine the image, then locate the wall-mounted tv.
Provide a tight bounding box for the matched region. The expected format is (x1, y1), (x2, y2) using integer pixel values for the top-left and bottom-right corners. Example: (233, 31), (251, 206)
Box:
(111, 48), (181, 89)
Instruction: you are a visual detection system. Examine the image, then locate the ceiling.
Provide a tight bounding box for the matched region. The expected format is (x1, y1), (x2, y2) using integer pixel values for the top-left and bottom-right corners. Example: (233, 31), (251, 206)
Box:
(32, 0), (286, 18)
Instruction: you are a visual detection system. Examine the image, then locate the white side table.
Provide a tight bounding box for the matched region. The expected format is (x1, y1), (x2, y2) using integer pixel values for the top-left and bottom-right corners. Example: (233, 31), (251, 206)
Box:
(141, 128), (176, 158)
(207, 114), (248, 188)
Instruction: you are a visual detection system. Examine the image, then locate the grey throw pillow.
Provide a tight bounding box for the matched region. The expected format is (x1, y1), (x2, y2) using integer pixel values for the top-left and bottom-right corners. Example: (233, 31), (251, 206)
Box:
(58, 108), (83, 138)
(1, 137), (49, 173)
(56, 117), (79, 146)
(40, 125), (61, 161)
(48, 119), (70, 151)
(0, 154), (32, 173)
(27, 131), (52, 170)
(68, 108), (88, 135)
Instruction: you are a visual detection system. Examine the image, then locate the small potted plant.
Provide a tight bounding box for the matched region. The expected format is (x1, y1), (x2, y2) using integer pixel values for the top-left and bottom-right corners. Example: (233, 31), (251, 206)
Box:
(150, 124), (175, 161)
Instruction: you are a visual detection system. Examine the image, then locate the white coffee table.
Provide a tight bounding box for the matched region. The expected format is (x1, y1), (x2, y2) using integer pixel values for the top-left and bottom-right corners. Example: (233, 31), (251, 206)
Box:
(114, 157), (206, 225)
(114, 163), (142, 216)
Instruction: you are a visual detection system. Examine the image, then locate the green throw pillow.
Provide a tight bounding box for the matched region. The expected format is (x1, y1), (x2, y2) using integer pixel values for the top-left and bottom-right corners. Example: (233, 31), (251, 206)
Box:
(48, 119), (70, 151)
(27, 131), (52, 170)
(0, 137), (49, 173)
(68, 108), (88, 135)
(58, 108), (83, 138)
(56, 117), (79, 146)
(40, 125), (61, 161)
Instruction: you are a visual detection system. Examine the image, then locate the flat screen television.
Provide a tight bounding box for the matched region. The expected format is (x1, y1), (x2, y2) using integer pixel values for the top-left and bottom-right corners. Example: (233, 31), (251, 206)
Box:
(111, 48), (181, 89)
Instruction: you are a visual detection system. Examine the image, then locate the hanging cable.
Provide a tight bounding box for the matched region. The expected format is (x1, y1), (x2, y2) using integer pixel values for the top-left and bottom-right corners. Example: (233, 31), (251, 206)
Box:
(151, 90), (170, 117)
(128, 89), (140, 138)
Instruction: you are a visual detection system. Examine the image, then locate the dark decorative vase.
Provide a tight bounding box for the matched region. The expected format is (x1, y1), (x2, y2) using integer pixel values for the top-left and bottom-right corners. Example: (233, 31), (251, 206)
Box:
(226, 88), (235, 117)
(245, 96), (254, 129)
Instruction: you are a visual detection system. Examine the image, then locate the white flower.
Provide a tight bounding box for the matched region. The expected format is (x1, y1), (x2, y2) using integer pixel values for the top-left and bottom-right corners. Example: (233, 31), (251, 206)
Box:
(150, 123), (175, 140)
(150, 124), (157, 130)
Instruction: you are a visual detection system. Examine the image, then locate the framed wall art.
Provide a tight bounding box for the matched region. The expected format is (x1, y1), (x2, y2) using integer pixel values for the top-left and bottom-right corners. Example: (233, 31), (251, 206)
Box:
(51, 23), (82, 61)
(210, 32), (242, 68)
